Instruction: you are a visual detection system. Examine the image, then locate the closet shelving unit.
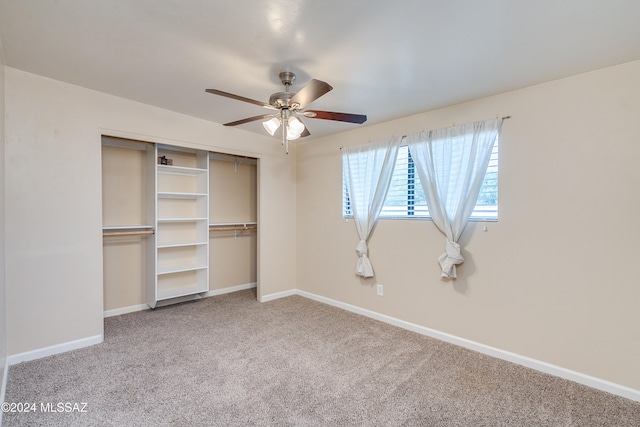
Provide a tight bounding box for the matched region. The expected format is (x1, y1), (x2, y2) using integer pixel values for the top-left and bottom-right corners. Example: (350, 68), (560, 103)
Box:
(148, 145), (210, 308)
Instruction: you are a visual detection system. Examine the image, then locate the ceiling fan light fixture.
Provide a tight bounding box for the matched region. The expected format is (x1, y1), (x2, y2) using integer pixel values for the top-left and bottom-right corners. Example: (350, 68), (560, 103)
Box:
(262, 116), (281, 135)
(286, 116), (305, 140)
(286, 130), (301, 141)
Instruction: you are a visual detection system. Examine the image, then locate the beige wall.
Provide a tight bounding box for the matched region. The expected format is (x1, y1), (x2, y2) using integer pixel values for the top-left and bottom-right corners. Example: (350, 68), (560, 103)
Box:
(0, 38), (7, 394)
(209, 159), (257, 290)
(210, 159), (257, 224)
(5, 68), (296, 355)
(102, 144), (148, 227)
(296, 60), (640, 390)
(101, 143), (148, 311)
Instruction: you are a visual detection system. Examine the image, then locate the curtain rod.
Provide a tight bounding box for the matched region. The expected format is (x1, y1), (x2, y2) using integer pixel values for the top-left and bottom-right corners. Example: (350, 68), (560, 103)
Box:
(339, 116), (511, 150)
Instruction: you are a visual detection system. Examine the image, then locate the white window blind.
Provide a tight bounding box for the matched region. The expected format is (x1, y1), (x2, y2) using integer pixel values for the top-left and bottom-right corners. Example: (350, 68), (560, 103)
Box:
(343, 137), (499, 220)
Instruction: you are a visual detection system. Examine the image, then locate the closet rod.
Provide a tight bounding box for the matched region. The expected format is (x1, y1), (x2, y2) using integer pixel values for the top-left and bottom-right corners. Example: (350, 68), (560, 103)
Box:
(103, 229), (155, 237)
(209, 225), (257, 232)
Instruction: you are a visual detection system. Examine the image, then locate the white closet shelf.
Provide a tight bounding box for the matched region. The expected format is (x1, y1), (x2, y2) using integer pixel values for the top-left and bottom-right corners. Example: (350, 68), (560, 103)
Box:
(157, 264), (208, 275)
(157, 217), (209, 223)
(157, 192), (207, 199)
(157, 165), (207, 176)
(157, 285), (207, 301)
(103, 225), (153, 230)
(209, 222), (257, 227)
(157, 241), (208, 249)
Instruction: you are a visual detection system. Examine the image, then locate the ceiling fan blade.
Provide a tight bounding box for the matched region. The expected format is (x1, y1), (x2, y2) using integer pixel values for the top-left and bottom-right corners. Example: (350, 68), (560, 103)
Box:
(224, 114), (274, 126)
(206, 89), (275, 110)
(289, 79), (333, 109)
(300, 128), (311, 138)
(303, 110), (367, 124)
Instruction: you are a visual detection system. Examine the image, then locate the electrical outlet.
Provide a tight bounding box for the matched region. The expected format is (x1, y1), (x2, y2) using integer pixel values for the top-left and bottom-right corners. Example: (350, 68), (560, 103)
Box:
(376, 284), (384, 296)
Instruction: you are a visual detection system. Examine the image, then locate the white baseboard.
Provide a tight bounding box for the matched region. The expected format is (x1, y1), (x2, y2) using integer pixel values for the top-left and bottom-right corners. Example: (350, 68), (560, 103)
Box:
(278, 289), (640, 403)
(104, 303), (149, 318)
(259, 289), (297, 302)
(103, 282), (258, 318)
(1, 357), (7, 400)
(204, 282), (256, 298)
(7, 334), (103, 366)
(0, 357), (8, 425)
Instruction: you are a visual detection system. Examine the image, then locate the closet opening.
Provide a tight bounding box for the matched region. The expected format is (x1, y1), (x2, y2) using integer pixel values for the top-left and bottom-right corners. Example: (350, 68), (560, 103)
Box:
(101, 136), (258, 317)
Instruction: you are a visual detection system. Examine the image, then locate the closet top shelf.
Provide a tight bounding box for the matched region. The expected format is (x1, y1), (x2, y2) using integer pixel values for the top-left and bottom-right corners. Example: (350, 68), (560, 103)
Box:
(158, 217), (209, 223)
(157, 164), (207, 176)
(157, 192), (207, 199)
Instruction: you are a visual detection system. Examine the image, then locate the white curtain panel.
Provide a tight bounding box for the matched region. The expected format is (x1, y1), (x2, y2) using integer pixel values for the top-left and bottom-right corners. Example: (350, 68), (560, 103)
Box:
(407, 118), (502, 279)
(343, 137), (401, 277)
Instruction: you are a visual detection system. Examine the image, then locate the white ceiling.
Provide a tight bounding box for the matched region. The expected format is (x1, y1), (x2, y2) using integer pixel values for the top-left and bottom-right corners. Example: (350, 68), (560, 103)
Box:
(1, 0), (639, 140)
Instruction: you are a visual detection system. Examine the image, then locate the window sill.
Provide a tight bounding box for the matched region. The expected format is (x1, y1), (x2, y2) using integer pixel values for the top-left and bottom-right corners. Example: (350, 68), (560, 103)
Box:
(343, 215), (498, 222)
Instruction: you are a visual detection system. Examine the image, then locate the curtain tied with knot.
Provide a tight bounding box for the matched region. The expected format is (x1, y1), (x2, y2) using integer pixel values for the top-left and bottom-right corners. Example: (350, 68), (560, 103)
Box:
(438, 239), (464, 279)
(407, 118), (502, 279)
(343, 137), (401, 278)
(356, 239), (372, 277)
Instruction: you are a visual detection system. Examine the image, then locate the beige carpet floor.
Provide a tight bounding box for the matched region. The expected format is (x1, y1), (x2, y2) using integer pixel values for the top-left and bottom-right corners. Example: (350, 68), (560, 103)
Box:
(4, 289), (640, 426)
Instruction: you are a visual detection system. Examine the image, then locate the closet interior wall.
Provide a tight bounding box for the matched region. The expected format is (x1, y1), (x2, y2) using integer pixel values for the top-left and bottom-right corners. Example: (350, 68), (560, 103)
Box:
(101, 137), (257, 313)
(209, 157), (257, 291)
(101, 140), (148, 311)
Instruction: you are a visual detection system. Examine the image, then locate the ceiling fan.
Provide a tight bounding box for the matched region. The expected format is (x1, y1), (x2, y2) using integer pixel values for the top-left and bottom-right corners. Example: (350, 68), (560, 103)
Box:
(206, 71), (367, 154)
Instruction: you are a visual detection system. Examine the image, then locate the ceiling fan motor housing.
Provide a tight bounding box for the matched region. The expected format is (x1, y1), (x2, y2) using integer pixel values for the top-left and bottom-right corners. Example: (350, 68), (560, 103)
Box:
(279, 71), (296, 87)
(269, 71), (298, 109)
(269, 91), (295, 109)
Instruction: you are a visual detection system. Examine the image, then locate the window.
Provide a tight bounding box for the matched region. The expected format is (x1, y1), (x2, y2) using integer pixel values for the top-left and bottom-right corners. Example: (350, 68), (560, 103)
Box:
(343, 137), (499, 220)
